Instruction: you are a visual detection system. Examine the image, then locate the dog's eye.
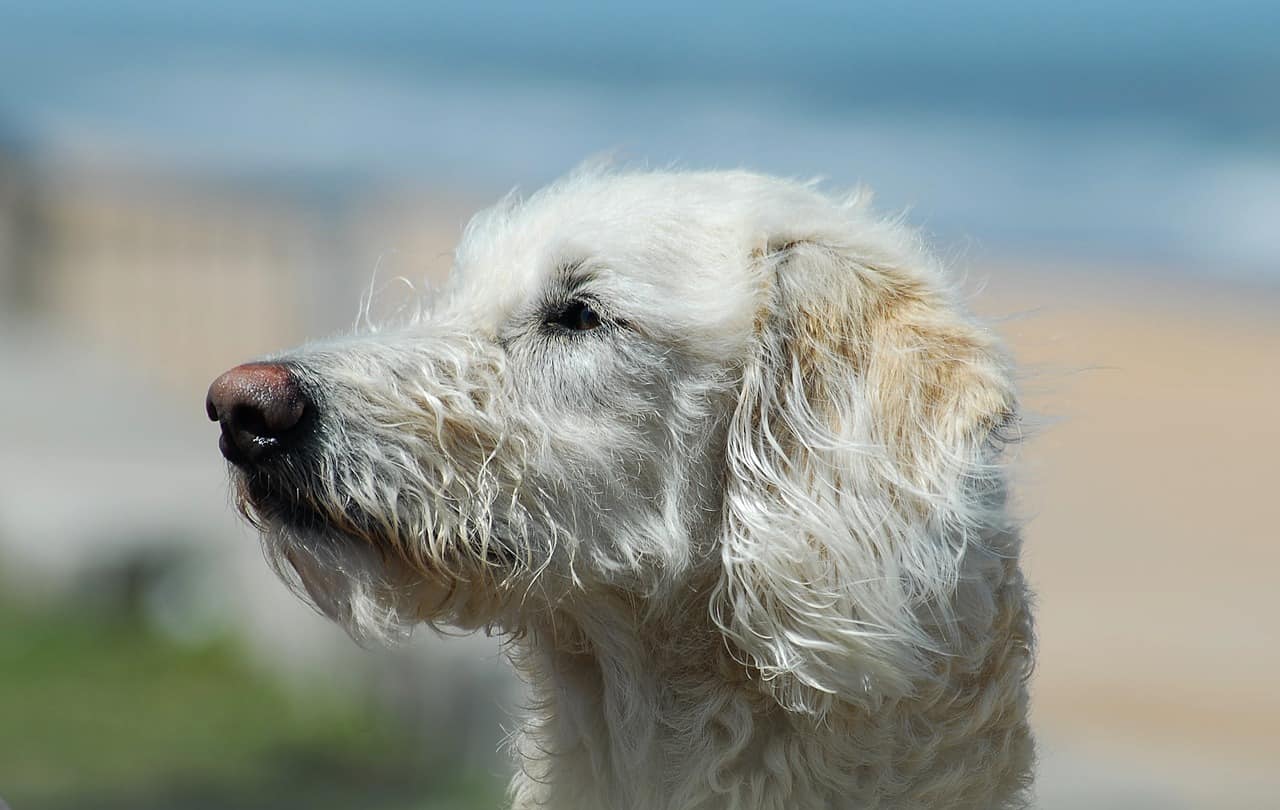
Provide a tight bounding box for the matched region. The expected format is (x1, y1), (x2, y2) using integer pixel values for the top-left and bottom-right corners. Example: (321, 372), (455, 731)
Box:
(547, 300), (602, 332)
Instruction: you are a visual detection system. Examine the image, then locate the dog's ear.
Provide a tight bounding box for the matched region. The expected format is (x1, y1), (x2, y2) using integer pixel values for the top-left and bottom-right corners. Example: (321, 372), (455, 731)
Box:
(711, 232), (1017, 715)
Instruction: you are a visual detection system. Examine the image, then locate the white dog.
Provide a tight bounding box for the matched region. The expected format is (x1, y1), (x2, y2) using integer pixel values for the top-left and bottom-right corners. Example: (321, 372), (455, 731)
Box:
(207, 168), (1034, 809)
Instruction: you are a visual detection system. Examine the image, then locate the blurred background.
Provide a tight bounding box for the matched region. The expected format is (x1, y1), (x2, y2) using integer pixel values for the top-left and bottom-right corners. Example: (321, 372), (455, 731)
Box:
(1, 2), (1277, 808)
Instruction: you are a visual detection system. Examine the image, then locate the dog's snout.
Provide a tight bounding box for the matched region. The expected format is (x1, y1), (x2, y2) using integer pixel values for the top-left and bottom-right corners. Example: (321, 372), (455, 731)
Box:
(206, 363), (310, 465)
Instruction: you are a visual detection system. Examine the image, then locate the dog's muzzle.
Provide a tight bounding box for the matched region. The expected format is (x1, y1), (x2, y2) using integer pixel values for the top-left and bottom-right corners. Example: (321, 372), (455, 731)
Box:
(206, 362), (311, 466)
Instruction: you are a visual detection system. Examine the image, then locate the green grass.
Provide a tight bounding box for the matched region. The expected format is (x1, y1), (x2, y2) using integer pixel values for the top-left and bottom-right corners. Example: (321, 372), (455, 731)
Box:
(0, 600), (504, 810)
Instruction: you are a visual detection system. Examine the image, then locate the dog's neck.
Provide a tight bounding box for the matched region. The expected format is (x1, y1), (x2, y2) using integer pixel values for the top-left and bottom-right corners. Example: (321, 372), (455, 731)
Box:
(509, 585), (769, 810)
(503, 570), (1033, 810)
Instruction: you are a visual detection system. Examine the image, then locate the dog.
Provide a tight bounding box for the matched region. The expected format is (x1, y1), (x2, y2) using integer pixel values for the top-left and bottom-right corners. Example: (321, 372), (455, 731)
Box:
(207, 168), (1034, 809)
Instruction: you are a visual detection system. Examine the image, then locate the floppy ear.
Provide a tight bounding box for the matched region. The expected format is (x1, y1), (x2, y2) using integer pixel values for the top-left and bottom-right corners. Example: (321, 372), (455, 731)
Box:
(711, 231), (1017, 715)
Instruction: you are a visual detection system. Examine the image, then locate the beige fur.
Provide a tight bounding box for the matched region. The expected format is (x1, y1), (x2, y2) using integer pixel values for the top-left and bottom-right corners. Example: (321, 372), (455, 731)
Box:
(217, 168), (1034, 809)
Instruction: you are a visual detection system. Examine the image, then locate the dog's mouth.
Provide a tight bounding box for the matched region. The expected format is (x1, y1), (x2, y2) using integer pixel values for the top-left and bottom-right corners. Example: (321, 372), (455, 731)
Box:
(235, 469), (520, 570)
(236, 471), (354, 537)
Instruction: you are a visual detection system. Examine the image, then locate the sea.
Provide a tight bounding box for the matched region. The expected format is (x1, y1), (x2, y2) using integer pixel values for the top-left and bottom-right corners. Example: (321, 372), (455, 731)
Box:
(0, 0), (1277, 278)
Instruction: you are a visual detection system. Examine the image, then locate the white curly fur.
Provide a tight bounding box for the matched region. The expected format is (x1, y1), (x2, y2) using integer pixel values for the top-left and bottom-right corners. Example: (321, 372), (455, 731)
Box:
(224, 167), (1034, 809)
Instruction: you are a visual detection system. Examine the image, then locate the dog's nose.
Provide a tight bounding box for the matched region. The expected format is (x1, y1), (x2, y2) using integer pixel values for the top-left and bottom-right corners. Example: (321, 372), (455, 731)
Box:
(206, 363), (309, 465)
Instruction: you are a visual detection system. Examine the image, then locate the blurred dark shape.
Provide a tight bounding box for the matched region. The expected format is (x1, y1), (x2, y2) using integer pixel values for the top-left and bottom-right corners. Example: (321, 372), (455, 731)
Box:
(75, 542), (189, 618)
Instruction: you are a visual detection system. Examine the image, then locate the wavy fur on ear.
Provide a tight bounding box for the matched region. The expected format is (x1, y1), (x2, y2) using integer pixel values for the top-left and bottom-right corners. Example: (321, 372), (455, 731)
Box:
(713, 230), (1021, 716)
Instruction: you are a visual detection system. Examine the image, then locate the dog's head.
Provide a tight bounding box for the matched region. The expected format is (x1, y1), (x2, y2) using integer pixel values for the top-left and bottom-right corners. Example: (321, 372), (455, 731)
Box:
(209, 168), (1018, 711)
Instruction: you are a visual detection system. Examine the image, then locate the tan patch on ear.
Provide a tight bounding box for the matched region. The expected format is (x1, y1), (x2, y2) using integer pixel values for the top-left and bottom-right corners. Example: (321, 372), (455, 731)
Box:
(867, 298), (1014, 452)
(850, 305), (1013, 517)
(784, 248), (1014, 465)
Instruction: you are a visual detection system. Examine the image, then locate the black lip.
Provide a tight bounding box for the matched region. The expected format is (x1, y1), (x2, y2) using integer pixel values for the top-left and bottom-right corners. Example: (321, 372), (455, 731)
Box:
(243, 472), (332, 533)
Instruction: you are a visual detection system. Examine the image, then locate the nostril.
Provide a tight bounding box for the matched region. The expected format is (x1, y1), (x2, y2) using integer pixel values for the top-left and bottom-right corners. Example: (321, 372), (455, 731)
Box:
(231, 402), (287, 440)
(206, 362), (311, 465)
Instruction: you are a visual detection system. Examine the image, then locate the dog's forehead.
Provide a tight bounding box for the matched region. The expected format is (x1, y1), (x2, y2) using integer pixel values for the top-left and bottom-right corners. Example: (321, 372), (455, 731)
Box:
(442, 172), (780, 337)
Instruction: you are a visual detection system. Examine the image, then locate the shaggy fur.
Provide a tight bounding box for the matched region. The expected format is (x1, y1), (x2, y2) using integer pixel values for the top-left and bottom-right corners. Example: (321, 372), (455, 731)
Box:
(222, 168), (1035, 809)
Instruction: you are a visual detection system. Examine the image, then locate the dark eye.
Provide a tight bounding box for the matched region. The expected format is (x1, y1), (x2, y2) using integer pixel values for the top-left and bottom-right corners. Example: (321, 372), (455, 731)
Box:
(547, 300), (602, 332)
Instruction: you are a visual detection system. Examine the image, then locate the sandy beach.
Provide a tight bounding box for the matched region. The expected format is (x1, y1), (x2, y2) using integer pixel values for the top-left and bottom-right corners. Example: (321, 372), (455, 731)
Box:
(972, 266), (1280, 806)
